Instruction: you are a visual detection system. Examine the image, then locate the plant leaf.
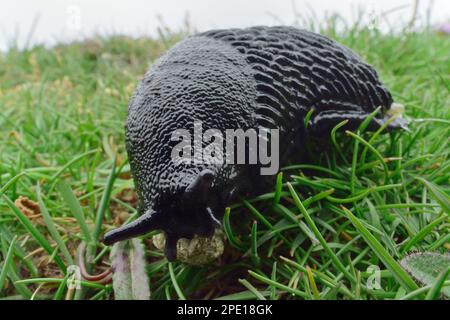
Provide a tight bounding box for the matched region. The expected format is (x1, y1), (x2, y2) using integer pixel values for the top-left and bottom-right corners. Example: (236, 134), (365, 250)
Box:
(400, 252), (450, 298)
(415, 177), (450, 214)
(129, 239), (150, 300)
(110, 239), (150, 300)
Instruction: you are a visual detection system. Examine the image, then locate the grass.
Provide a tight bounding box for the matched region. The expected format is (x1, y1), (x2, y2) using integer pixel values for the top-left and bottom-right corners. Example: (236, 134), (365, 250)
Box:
(0, 21), (449, 300)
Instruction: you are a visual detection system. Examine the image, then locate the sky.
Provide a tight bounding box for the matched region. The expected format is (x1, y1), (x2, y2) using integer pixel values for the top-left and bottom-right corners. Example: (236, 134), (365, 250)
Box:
(0, 0), (449, 50)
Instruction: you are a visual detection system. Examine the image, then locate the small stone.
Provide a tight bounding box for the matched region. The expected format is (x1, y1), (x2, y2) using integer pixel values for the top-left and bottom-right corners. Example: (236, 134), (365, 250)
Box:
(152, 229), (224, 265)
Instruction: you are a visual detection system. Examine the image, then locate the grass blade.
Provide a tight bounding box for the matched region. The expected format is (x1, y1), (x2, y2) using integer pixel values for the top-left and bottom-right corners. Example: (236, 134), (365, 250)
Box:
(250, 221), (260, 264)
(2, 195), (66, 272)
(93, 158), (116, 242)
(222, 207), (245, 250)
(49, 149), (98, 182)
(0, 236), (17, 292)
(415, 177), (450, 214)
(341, 206), (418, 292)
(346, 130), (389, 184)
(238, 279), (266, 300)
(248, 270), (307, 298)
(56, 180), (92, 243)
(425, 267), (450, 300)
(286, 183), (355, 283)
(168, 262), (186, 300)
(272, 172), (283, 206)
(306, 266), (320, 300)
(36, 184), (74, 265)
(0, 172), (26, 196)
(401, 214), (448, 253)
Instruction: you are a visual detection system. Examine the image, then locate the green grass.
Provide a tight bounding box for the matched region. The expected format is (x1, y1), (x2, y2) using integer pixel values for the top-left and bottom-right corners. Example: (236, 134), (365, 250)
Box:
(0, 22), (449, 300)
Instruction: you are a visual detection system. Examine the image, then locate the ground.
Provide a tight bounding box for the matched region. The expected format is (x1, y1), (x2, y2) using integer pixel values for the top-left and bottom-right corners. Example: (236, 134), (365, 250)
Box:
(0, 23), (449, 300)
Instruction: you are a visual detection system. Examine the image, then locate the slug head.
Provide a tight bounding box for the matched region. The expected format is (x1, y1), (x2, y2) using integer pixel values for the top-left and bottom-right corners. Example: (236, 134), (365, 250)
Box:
(103, 169), (224, 261)
(103, 35), (257, 260)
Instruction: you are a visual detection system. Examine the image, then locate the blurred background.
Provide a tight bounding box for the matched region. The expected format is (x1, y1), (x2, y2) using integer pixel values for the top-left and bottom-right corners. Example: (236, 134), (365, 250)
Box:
(1, 0), (449, 51)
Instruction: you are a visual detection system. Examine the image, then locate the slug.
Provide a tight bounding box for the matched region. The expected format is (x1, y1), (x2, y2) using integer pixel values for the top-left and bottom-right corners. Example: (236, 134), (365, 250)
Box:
(103, 26), (406, 261)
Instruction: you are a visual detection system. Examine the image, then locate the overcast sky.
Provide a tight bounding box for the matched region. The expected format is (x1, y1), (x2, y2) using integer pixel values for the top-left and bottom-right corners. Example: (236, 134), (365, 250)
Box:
(0, 0), (448, 50)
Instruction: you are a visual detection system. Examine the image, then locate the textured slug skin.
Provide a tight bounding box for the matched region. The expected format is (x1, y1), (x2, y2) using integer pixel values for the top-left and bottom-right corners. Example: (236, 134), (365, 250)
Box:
(103, 26), (404, 260)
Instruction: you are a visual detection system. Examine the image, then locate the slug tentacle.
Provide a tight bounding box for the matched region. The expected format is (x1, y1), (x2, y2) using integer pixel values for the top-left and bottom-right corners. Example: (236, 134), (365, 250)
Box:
(103, 210), (162, 245)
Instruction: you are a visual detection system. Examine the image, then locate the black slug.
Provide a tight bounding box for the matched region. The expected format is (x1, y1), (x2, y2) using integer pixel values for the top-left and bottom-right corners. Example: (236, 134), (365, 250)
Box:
(103, 26), (406, 260)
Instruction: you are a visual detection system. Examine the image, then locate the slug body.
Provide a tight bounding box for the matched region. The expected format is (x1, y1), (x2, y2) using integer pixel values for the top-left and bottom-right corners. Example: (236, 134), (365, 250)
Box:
(103, 26), (406, 260)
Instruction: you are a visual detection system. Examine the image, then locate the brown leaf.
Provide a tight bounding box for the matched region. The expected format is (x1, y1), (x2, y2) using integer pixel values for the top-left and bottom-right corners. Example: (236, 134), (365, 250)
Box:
(15, 196), (42, 221)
